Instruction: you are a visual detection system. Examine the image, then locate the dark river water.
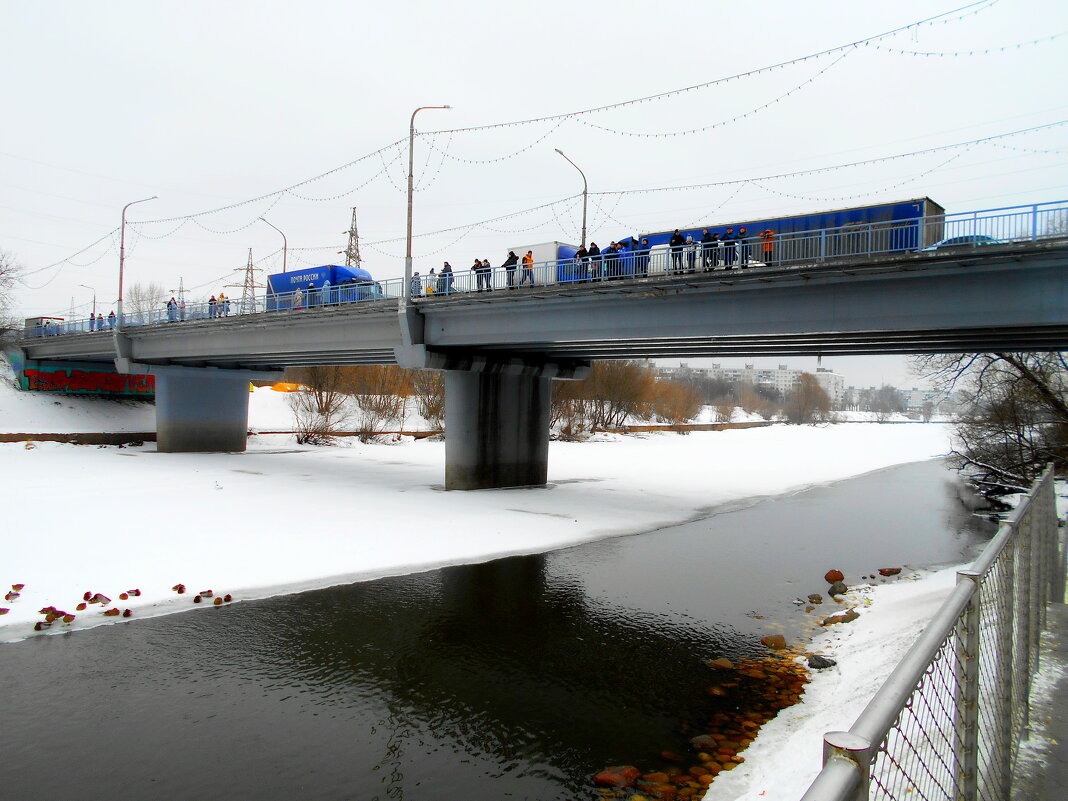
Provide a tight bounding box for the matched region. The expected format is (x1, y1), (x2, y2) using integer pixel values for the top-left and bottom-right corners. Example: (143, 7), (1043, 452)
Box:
(0, 459), (994, 800)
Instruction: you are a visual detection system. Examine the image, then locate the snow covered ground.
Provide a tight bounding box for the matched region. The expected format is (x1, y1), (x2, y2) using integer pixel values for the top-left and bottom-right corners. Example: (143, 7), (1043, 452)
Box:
(0, 377), (999, 797)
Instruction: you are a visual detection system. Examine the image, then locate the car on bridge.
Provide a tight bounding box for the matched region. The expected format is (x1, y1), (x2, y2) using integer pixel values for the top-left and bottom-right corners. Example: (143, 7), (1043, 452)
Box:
(921, 234), (1002, 251)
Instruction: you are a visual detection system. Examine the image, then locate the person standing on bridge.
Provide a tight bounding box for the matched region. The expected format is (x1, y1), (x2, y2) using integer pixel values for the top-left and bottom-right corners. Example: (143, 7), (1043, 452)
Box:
(738, 226), (751, 267)
(97, 313), (104, 330)
(292, 287), (302, 310)
(208, 295), (218, 318)
(107, 310), (116, 329)
(701, 229), (715, 271)
(441, 262), (454, 294)
(669, 229), (685, 274)
(519, 250), (535, 287)
(179, 298), (186, 321)
(722, 227), (737, 269)
(167, 297), (178, 322)
(501, 251), (519, 289)
(761, 228), (775, 266)
(588, 242), (601, 280)
(411, 272), (422, 297)
(574, 244), (589, 281)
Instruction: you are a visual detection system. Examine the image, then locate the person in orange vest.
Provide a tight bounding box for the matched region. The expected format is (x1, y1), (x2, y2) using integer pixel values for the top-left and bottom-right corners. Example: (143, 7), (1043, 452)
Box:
(519, 250), (535, 287)
(761, 228), (775, 266)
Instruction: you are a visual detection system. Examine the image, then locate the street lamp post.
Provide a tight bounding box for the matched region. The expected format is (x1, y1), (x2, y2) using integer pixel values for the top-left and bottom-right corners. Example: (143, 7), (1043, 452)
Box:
(78, 283), (96, 323)
(258, 217), (287, 273)
(117, 195), (158, 328)
(405, 105), (451, 302)
(555, 148), (587, 248)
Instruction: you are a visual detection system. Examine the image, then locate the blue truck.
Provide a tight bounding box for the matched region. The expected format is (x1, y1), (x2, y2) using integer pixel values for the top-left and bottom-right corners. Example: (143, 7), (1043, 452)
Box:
(265, 265), (384, 310)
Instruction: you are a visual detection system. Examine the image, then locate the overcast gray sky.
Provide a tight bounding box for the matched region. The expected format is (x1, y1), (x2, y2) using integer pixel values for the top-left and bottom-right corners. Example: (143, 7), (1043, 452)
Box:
(3, 0), (1066, 388)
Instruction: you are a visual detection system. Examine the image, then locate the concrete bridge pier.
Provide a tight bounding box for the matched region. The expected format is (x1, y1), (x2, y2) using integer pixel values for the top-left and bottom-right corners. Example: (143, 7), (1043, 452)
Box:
(444, 370), (553, 490)
(118, 360), (282, 453)
(397, 345), (590, 490)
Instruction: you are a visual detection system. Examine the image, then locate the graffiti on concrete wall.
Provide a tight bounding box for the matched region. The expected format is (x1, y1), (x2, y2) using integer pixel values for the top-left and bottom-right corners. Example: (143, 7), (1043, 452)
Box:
(21, 368), (155, 396)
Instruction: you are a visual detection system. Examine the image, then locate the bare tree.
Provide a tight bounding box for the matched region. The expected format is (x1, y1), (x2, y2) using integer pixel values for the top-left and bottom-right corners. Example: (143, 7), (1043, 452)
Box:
(912, 352), (1068, 494)
(653, 381), (704, 425)
(784, 373), (832, 424)
(347, 365), (411, 442)
(409, 369), (445, 430)
(0, 250), (21, 336)
(285, 366), (354, 445)
(126, 281), (169, 319)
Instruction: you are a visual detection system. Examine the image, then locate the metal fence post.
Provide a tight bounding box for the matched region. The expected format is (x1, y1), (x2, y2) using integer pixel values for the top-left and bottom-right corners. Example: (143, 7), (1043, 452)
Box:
(954, 570), (981, 801)
(821, 731), (872, 801)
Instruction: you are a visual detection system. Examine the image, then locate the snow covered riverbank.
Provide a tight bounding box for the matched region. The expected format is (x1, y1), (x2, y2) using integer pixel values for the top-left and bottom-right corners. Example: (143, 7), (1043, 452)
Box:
(1, 423), (953, 641)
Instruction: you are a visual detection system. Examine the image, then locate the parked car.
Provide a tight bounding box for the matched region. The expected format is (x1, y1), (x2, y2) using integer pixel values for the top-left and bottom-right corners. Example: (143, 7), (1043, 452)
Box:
(921, 234), (1002, 251)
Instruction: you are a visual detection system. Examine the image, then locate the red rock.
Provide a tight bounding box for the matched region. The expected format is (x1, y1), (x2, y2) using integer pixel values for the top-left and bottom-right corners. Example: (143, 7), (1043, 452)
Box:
(199, 590), (214, 598)
(878, 567), (902, 576)
(172, 584), (186, 593)
(660, 751), (686, 763)
(123, 609), (132, 618)
(62, 614), (76, 623)
(193, 595), (202, 603)
(824, 569), (844, 584)
(11, 584), (24, 591)
(119, 593), (129, 601)
(83, 591), (92, 601)
(0, 608), (9, 615)
(761, 634), (787, 650)
(707, 657), (733, 670)
(89, 593), (111, 605)
(103, 608), (120, 617)
(128, 589), (141, 597)
(34, 621), (50, 631)
(593, 766), (640, 788)
(76, 603), (87, 611)
(213, 597), (223, 606)
(4, 591), (19, 601)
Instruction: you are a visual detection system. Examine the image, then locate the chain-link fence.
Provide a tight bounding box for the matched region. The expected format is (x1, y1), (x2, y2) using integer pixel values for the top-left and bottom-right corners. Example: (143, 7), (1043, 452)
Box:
(802, 467), (1064, 801)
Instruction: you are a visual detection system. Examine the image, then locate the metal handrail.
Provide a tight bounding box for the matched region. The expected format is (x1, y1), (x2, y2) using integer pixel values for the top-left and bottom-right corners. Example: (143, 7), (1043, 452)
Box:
(23, 199), (1068, 338)
(800, 466), (1061, 801)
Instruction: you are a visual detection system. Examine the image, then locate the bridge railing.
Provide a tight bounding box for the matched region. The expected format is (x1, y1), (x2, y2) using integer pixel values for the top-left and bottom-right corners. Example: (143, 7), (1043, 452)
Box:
(24, 200), (1068, 338)
(799, 466), (1064, 801)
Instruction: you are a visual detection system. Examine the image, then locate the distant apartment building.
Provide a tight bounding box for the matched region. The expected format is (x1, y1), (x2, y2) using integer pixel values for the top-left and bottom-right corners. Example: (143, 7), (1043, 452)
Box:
(659, 362), (845, 403)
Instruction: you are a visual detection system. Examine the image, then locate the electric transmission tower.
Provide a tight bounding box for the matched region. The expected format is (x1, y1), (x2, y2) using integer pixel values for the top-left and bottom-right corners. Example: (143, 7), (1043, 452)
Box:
(340, 207), (363, 269)
(224, 249), (263, 314)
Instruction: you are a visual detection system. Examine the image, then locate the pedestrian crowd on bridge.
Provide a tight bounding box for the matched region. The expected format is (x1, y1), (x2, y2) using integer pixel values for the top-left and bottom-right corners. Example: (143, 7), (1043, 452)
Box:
(408, 225), (777, 295)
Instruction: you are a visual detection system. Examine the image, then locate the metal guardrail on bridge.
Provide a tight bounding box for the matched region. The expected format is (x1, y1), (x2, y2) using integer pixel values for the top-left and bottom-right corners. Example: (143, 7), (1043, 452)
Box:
(800, 466), (1064, 801)
(24, 199), (1068, 338)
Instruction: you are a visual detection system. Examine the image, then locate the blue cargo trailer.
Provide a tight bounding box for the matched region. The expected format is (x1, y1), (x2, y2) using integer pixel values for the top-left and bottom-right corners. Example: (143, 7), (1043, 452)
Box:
(266, 265), (383, 309)
(606, 198), (947, 276)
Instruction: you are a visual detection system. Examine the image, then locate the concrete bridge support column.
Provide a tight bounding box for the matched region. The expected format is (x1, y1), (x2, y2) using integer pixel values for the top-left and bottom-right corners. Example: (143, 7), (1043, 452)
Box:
(155, 371), (253, 453)
(115, 359), (283, 453)
(444, 370), (552, 490)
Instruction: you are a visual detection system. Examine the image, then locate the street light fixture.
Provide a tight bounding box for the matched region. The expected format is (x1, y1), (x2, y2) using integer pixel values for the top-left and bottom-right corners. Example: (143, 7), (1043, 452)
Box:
(78, 283), (96, 320)
(117, 195), (158, 328)
(555, 148), (587, 248)
(258, 217), (288, 273)
(405, 104), (451, 302)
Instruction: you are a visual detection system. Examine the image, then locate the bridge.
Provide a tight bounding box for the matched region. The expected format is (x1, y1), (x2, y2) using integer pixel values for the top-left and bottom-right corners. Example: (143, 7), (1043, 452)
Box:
(13, 200), (1068, 489)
